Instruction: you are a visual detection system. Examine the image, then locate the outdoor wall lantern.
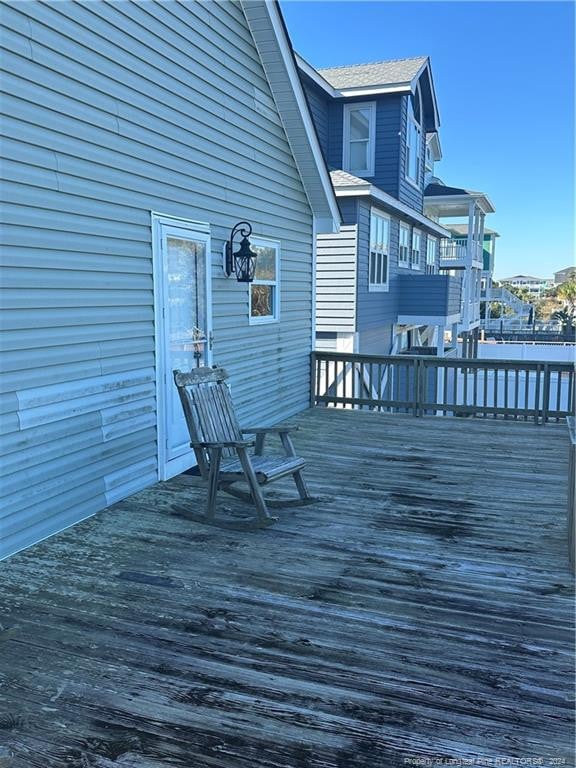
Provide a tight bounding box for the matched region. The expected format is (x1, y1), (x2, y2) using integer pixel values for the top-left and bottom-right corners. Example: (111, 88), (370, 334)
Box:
(224, 221), (258, 283)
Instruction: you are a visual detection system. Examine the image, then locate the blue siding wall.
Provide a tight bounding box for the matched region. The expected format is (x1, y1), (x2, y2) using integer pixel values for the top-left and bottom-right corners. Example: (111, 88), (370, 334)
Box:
(301, 76), (329, 161)
(337, 197), (358, 225)
(299, 70), (429, 213)
(397, 95), (425, 211)
(355, 200), (399, 355)
(325, 97), (403, 198)
(398, 274), (462, 317)
(327, 101), (343, 172)
(374, 95), (403, 198)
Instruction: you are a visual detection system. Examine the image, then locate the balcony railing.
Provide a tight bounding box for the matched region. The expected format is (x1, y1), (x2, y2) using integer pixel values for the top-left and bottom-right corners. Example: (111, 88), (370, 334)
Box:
(311, 351), (575, 423)
(439, 238), (483, 267)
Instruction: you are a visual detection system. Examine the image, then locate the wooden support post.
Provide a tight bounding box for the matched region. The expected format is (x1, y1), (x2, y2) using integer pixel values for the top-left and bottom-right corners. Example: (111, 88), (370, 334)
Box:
(437, 324), (446, 357)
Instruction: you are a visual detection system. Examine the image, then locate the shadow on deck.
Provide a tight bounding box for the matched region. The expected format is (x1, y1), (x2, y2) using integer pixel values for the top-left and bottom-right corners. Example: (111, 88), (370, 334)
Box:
(0, 409), (574, 767)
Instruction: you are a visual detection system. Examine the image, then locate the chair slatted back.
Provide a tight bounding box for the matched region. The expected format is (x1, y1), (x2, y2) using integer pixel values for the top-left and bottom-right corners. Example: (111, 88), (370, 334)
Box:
(173, 367), (242, 476)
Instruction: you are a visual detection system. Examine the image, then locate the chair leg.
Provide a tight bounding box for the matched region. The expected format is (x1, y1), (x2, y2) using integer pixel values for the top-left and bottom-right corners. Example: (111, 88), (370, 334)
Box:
(292, 470), (312, 501)
(279, 432), (312, 501)
(206, 447), (222, 521)
(236, 447), (273, 524)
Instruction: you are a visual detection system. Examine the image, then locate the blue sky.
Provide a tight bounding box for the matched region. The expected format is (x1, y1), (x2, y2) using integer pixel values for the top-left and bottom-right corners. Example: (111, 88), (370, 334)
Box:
(281, 1), (575, 279)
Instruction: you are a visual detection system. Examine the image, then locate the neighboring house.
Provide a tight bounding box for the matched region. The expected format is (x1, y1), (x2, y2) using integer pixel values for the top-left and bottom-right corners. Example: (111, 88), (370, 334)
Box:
(0, 0), (340, 559)
(442, 223), (499, 294)
(554, 266), (576, 285)
(423, 181), (495, 356)
(499, 275), (554, 297)
(297, 54), (492, 359)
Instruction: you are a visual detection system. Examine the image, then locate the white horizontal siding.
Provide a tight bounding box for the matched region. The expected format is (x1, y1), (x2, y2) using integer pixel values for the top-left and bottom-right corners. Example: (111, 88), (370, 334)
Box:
(0, 0), (314, 558)
(315, 226), (358, 333)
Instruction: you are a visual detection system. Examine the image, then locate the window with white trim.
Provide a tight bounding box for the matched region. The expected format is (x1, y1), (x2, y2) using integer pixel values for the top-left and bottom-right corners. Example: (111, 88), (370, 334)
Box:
(411, 229), (421, 269)
(399, 223), (410, 266)
(426, 236), (437, 274)
(405, 87), (422, 186)
(343, 102), (376, 176)
(249, 238), (279, 323)
(369, 210), (390, 291)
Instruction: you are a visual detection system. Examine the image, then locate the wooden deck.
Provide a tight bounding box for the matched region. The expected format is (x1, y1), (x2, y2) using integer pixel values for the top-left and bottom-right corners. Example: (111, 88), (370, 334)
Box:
(1, 409), (574, 768)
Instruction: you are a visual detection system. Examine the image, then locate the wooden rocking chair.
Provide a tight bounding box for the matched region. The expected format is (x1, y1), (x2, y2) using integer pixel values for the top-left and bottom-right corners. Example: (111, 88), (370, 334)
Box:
(173, 367), (315, 528)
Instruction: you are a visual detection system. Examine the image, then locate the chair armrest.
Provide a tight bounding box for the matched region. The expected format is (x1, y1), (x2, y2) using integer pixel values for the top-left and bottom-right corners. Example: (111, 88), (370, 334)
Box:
(241, 426), (298, 435)
(196, 440), (255, 449)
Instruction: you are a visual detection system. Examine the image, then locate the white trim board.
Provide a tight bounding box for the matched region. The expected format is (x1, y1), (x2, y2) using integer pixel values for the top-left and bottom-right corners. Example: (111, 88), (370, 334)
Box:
(151, 213), (213, 481)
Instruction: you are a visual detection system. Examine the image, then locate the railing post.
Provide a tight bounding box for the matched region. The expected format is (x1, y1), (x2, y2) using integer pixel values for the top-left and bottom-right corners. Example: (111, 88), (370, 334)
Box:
(310, 351), (316, 408)
(542, 363), (550, 424)
(413, 357), (420, 417)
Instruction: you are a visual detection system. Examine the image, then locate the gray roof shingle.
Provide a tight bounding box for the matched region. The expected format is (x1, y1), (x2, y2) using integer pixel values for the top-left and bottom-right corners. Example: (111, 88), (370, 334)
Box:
(329, 170), (369, 188)
(318, 57), (427, 90)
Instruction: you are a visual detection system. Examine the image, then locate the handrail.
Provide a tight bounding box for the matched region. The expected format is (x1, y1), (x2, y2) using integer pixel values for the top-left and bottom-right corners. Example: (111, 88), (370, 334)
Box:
(311, 351), (575, 424)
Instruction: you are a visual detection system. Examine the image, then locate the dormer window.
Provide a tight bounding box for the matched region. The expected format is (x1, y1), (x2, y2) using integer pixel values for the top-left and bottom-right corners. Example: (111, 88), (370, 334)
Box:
(343, 102), (376, 177)
(405, 85), (422, 186)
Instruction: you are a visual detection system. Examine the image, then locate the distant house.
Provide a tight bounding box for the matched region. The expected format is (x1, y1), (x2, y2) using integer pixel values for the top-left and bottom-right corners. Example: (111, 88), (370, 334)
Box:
(297, 54), (495, 359)
(554, 267), (576, 285)
(499, 275), (554, 297)
(0, 0), (339, 559)
(423, 182), (495, 356)
(444, 223), (499, 302)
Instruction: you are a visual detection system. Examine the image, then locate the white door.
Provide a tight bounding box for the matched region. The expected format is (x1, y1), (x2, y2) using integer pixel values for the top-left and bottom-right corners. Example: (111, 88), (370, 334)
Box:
(153, 216), (212, 480)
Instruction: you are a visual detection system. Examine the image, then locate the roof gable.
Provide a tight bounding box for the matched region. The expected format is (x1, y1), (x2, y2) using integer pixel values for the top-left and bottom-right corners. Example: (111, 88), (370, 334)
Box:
(318, 57), (427, 90)
(241, 2), (340, 233)
(296, 53), (439, 132)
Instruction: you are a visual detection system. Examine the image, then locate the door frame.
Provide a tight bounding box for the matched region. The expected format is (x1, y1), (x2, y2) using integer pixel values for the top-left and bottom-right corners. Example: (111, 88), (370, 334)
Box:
(151, 212), (213, 480)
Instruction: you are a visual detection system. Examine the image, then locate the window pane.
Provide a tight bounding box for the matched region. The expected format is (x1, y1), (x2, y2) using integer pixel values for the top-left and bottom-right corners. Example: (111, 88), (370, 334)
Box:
(250, 284), (273, 317)
(376, 252), (382, 282)
(350, 109), (370, 140)
(253, 245), (276, 280)
(350, 140), (368, 171)
(370, 252), (376, 284)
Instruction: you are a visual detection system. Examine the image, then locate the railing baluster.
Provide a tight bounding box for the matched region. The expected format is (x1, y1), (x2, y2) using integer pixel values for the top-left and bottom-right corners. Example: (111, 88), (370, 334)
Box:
(514, 369), (519, 421)
(534, 364), (541, 424)
(504, 368), (509, 419)
(413, 359), (419, 417)
(452, 361), (458, 417)
(443, 364), (448, 415)
(493, 365), (498, 419)
(483, 366), (488, 418)
(542, 363), (550, 424)
(555, 368), (562, 423)
(463, 359), (468, 415)
(473, 365), (478, 415)
(524, 368), (529, 422)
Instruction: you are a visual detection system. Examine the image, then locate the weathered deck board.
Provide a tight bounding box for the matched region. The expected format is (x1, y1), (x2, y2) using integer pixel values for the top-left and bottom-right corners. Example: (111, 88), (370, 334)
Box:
(0, 409), (574, 768)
